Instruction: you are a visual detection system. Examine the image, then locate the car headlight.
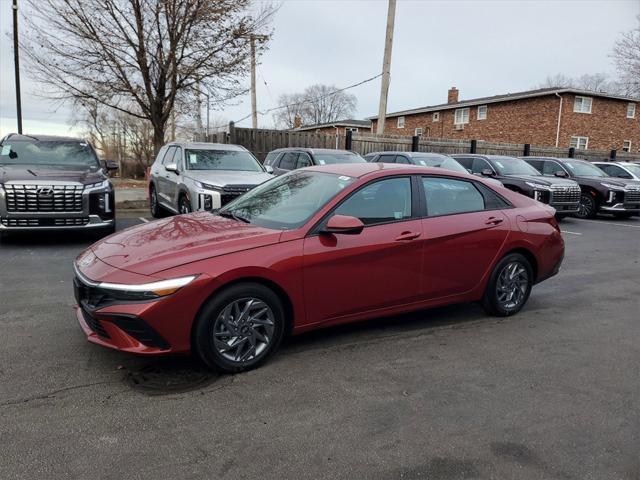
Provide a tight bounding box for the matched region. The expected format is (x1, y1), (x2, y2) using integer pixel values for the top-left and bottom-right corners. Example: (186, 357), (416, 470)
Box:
(194, 180), (221, 191)
(525, 182), (551, 190)
(85, 180), (111, 191)
(98, 275), (197, 298)
(600, 183), (625, 191)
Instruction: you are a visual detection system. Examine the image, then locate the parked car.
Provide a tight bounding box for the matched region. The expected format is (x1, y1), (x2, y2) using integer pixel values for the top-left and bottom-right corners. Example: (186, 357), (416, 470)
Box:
(74, 162), (564, 372)
(592, 161), (640, 181)
(365, 151), (503, 186)
(452, 154), (581, 218)
(263, 148), (365, 175)
(0, 133), (117, 237)
(148, 142), (273, 217)
(523, 157), (640, 219)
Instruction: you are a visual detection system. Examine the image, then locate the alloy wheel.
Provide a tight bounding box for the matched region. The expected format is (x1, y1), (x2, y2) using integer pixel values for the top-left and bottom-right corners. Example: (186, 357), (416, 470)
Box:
(577, 194), (595, 219)
(179, 197), (191, 214)
(212, 298), (275, 364)
(496, 262), (529, 310)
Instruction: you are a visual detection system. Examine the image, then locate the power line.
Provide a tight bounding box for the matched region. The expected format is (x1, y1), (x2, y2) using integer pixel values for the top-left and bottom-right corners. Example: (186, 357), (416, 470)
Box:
(208, 72), (383, 131)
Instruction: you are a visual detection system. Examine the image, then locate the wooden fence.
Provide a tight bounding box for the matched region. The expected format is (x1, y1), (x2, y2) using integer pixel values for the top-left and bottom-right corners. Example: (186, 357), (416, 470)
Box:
(197, 124), (638, 163)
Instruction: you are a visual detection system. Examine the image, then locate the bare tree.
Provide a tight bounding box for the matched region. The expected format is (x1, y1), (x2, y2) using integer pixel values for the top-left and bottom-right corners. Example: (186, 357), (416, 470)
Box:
(537, 72), (624, 94)
(22, 0), (276, 153)
(612, 16), (640, 96)
(273, 84), (357, 129)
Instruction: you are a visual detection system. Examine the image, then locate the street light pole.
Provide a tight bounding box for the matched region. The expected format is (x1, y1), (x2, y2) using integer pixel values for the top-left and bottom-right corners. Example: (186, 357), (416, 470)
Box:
(12, 0), (23, 134)
(247, 34), (269, 129)
(376, 0), (396, 135)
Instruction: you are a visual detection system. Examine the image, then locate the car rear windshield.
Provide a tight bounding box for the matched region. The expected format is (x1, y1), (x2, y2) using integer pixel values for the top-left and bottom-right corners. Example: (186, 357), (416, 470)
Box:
(313, 152), (366, 165)
(623, 164), (640, 177)
(219, 171), (355, 230)
(563, 160), (606, 177)
(489, 157), (541, 176)
(0, 140), (100, 168)
(185, 149), (264, 172)
(414, 155), (468, 173)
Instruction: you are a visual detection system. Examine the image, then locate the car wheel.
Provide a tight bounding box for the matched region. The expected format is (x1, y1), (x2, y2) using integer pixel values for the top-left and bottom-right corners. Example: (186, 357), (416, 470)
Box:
(575, 193), (597, 219)
(149, 185), (163, 218)
(612, 213), (633, 219)
(193, 283), (285, 373)
(481, 253), (533, 317)
(179, 195), (192, 215)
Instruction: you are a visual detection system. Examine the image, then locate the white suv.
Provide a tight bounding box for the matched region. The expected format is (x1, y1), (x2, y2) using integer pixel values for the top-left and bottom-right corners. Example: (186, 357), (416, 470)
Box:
(148, 142), (273, 217)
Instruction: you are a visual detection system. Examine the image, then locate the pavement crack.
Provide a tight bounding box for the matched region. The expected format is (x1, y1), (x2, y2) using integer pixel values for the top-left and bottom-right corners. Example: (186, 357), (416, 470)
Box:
(1, 380), (116, 407)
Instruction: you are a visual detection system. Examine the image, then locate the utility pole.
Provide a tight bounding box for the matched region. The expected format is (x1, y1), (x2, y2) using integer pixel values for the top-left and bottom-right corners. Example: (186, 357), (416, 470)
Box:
(376, 0), (396, 135)
(248, 34), (269, 129)
(12, 0), (23, 134)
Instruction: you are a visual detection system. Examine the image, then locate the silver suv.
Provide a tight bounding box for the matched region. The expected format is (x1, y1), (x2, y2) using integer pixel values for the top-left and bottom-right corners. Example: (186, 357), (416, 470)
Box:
(148, 142), (273, 217)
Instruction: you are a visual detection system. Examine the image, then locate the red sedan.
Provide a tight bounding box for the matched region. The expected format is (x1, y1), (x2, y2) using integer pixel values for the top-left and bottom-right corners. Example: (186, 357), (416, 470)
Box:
(73, 163), (564, 372)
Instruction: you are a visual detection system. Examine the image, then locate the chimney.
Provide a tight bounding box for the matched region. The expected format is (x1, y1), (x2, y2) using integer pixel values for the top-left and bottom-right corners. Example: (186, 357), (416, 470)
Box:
(447, 87), (459, 104)
(293, 114), (302, 129)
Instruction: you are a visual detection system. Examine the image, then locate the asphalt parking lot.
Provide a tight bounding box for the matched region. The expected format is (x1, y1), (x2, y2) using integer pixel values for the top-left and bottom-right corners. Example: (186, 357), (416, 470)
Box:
(1, 212), (639, 480)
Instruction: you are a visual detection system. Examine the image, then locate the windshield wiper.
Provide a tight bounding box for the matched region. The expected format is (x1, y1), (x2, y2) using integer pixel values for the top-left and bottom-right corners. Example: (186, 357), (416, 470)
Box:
(217, 211), (251, 223)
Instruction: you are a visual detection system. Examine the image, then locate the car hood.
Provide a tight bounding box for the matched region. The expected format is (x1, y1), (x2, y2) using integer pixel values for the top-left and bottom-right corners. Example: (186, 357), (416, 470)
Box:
(182, 170), (273, 187)
(90, 212), (282, 276)
(503, 174), (577, 186)
(575, 176), (640, 188)
(0, 164), (104, 184)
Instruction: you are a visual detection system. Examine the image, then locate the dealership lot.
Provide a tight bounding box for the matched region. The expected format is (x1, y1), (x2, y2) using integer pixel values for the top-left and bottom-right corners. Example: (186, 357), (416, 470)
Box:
(1, 213), (638, 479)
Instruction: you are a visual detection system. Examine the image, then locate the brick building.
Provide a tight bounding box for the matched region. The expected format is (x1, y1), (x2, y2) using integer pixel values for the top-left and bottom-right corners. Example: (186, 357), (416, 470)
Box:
(370, 87), (640, 152)
(293, 118), (371, 136)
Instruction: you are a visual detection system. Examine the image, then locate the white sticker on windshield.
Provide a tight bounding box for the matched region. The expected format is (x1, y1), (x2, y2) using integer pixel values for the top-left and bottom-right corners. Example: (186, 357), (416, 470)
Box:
(318, 159), (326, 165)
(189, 153), (197, 164)
(1, 145), (10, 155)
(338, 176), (351, 181)
(394, 211), (403, 219)
(79, 142), (88, 147)
(495, 161), (504, 169)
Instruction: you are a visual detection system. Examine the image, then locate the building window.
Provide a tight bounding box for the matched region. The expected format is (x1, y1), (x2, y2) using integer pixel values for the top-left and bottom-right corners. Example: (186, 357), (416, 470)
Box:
(623, 140), (632, 152)
(397, 116), (405, 128)
(570, 136), (589, 150)
(415, 128), (423, 136)
(432, 112), (440, 122)
(346, 127), (358, 132)
(454, 108), (470, 125)
(573, 96), (593, 114)
(627, 103), (636, 118)
(477, 105), (488, 120)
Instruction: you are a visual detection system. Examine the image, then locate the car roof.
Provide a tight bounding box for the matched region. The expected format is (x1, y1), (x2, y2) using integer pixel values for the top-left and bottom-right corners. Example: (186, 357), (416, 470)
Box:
(269, 147), (355, 154)
(165, 141), (247, 151)
(593, 161), (636, 166)
(366, 151), (450, 158)
(303, 162), (469, 178)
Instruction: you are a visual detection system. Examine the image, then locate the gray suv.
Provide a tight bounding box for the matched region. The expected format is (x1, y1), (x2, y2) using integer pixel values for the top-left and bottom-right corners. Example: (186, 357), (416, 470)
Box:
(263, 148), (366, 176)
(148, 142), (273, 217)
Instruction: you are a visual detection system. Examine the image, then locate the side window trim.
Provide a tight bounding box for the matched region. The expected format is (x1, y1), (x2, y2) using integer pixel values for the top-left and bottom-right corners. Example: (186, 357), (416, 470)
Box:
(308, 175), (416, 235)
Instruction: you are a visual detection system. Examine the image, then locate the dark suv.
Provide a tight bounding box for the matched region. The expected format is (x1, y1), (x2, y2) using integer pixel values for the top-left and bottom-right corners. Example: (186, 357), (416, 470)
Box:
(264, 148), (365, 175)
(523, 157), (640, 219)
(0, 134), (117, 236)
(451, 154), (581, 217)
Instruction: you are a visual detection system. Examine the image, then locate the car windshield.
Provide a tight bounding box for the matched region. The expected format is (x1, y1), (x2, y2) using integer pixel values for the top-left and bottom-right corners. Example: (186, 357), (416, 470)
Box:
(623, 164), (640, 177)
(185, 149), (263, 172)
(414, 155), (468, 173)
(563, 160), (606, 177)
(219, 171), (354, 230)
(490, 157), (541, 176)
(0, 140), (99, 168)
(313, 152), (366, 165)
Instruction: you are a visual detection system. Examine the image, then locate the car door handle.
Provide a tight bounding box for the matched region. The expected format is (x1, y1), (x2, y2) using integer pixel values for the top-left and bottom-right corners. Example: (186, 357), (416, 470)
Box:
(485, 217), (503, 225)
(395, 231), (421, 241)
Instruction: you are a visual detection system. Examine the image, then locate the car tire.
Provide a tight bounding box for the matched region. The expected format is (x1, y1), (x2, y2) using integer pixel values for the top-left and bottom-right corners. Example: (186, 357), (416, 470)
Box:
(575, 193), (597, 219)
(179, 195), (192, 215)
(149, 184), (164, 218)
(612, 213), (633, 219)
(481, 253), (533, 317)
(193, 282), (286, 373)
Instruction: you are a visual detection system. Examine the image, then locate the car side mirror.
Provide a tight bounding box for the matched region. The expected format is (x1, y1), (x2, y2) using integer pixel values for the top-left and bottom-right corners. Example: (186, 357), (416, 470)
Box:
(481, 169), (494, 177)
(102, 160), (119, 171)
(264, 165), (274, 174)
(554, 170), (568, 178)
(321, 215), (364, 235)
(165, 163), (179, 173)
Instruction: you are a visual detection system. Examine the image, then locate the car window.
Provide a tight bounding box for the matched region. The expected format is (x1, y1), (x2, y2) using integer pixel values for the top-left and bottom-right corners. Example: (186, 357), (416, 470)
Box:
(377, 154), (396, 163)
(542, 161), (564, 176)
(297, 153), (312, 169)
(422, 177), (486, 216)
(453, 157), (473, 172)
(161, 146), (176, 165)
(476, 183), (511, 209)
(471, 158), (493, 175)
(264, 152), (278, 166)
(396, 156), (411, 164)
(526, 159), (543, 171)
(334, 177), (412, 226)
(279, 152), (298, 170)
(599, 164), (631, 178)
(170, 147), (183, 169)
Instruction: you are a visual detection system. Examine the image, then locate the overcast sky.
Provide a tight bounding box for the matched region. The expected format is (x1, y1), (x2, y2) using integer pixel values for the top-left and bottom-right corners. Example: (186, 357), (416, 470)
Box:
(0, 0), (638, 137)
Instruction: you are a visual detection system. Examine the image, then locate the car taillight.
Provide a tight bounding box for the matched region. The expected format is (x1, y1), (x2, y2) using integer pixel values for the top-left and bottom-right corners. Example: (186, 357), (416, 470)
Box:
(549, 215), (560, 231)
